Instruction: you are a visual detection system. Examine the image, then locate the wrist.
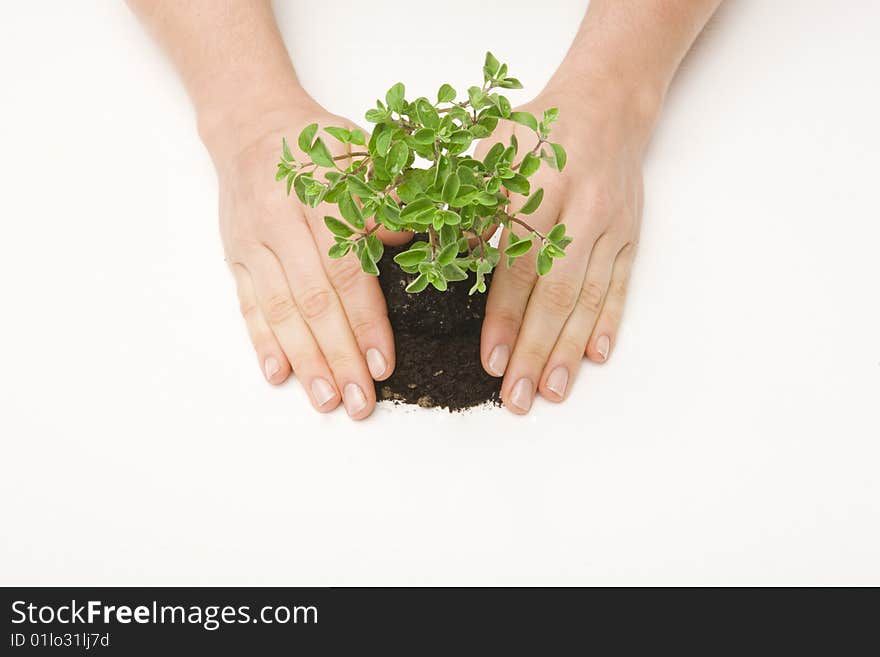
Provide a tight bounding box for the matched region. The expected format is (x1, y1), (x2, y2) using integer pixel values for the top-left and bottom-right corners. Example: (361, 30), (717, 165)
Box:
(543, 65), (664, 145)
(197, 80), (322, 164)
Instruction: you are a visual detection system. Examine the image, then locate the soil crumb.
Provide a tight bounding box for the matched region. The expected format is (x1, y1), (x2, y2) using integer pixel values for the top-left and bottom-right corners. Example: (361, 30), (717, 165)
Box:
(375, 243), (502, 411)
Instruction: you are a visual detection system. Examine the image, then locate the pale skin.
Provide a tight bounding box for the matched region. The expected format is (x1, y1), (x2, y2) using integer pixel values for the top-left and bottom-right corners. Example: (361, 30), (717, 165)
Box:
(128, 0), (721, 419)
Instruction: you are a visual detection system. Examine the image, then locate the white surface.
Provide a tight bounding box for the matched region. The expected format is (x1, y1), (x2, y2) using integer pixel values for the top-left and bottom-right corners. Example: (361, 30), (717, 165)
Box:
(1, 1), (878, 586)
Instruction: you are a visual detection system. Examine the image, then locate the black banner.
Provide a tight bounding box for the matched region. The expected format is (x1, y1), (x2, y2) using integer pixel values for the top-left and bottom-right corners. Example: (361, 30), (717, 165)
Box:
(1, 587), (875, 654)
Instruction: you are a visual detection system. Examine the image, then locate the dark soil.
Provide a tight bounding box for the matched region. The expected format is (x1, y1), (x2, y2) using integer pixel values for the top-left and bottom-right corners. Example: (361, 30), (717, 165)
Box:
(375, 242), (502, 411)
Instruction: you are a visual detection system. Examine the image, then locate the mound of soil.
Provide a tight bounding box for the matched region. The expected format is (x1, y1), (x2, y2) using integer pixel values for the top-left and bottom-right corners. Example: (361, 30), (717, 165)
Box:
(375, 243), (502, 411)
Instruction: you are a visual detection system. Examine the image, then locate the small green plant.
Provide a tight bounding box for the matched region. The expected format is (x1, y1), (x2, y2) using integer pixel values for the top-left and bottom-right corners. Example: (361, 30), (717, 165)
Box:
(276, 52), (571, 294)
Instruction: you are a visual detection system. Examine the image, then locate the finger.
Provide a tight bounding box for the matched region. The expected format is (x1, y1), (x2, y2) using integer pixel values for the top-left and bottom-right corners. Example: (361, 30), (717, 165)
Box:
(245, 251), (342, 414)
(537, 235), (621, 402)
(230, 263), (291, 385)
(586, 242), (636, 363)
(499, 227), (603, 411)
(306, 209), (396, 381)
(265, 220), (376, 420)
(479, 225), (536, 380)
(480, 200), (558, 380)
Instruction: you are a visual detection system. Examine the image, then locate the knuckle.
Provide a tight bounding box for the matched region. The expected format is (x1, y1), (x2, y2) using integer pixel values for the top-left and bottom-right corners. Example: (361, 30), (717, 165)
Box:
(609, 279), (629, 300)
(327, 258), (364, 294)
(286, 351), (319, 376)
(602, 307), (622, 327)
(487, 306), (523, 333)
(263, 293), (298, 325)
(517, 342), (550, 368)
(577, 281), (605, 314)
(557, 333), (588, 358)
(504, 257), (536, 289)
(539, 279), (579, 314)
(326, 350), (359, 373)
(297, 286), (334, 321)
(349, 314), (385, 341)
(238, 297), (259, 320)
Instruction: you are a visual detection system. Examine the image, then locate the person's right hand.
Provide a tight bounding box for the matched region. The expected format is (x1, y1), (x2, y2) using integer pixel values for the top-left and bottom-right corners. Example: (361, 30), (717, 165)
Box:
(205, 101), (405, 420)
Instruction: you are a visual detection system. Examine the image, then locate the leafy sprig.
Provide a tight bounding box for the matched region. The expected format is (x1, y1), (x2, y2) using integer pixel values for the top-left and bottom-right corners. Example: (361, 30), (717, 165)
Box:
(276, 52), (571, 294)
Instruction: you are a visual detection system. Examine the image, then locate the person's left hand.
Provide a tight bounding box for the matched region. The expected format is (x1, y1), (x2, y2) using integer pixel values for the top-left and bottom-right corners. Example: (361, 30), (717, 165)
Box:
(474, 86), (655, 413)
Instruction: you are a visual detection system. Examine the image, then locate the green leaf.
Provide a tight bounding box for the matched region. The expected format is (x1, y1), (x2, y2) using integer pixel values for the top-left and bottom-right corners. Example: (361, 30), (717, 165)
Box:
(431, 276), (448, 292)
(328, 241), (351, 259)
(375, 130), (392, 156)
(508, 111), (539, 132)
(324, 126), (351, 143)
(365, 108), (387, 123)
(497, 95), (511, 118)
(442, 263), (468, 282)
(394, 248), (429, 267)
(437, 83), (456, 103)
(366, 234), (384, 263)
(536, 248), (552, 276)
(405, 273), (429, 293)
(400, 197), (434, 218)
(286, 172), (295, 196)
(282, 137), (294, 162)
(437, 242), (458, 267)
(504, 235), (533, 258)
(413, 128), (436, 145)
(387, 141), (408, 174)
(499, 78), (523, 89)
(519, 188), (544, 215)
(324, 216), (354, 238)
(441, 172), (460, 204)
(503, 173), (530, 195)
(482, 142), (505, 171)
(439, 223), (457, 247)
(437, 209), (461, 225)
(309, 138), (335, 167)
(298, 123), (318, 152)
(484, 51), (501, 79)
(293, 172), (311, 203)
(359, 245), (379, 276)
(346, 175), (374, 199)
(349, 129), (366, 146)
(338, 191), (364, 229)
(547, 223), (566, 243)
(476, 191), (500, 206)
(544, 243), (566, 259)
(385, 82), (405, 112)
(449, 130), (473, 145)
(543, 108), (559, 125)
(551, 143), (567, 171)
(416, 100), (440, 130)
(519, 152), (541, 177)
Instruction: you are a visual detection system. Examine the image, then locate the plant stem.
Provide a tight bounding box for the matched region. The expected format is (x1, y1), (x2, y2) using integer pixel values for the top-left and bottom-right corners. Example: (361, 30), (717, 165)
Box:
(497, 211), (546, 240)
(511, 136), (544, 170)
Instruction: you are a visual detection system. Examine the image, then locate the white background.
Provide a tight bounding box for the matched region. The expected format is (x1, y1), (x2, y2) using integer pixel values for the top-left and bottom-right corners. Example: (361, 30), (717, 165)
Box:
(1, 1), (878, 585)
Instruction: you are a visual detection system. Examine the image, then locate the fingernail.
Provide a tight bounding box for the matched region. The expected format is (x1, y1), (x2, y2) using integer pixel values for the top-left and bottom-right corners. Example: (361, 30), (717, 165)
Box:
(510, 378), (534, 413)
(487, 344), (510, 376)
(366, 348), (388, 379)
(343, 383), (367, 417)
(264, 357), (280, 381)
(546, 367), (568, 398)
(311, 378), (336, 407)
(596, 335), (611, 361)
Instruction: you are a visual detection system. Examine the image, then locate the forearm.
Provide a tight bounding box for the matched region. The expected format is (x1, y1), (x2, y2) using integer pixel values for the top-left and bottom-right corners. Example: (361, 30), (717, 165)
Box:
(550, 0), (722, 137)
(126, 0), (314, 154)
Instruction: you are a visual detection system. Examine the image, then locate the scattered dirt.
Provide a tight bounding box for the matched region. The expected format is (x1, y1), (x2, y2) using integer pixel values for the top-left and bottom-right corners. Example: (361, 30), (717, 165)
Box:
(375, 242), (502, 411)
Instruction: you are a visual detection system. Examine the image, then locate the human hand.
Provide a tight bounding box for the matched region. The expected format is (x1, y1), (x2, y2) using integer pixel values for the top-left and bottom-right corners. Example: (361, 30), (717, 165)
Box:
(474, 85), (656, 413)
(205, 101), (407, 420)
